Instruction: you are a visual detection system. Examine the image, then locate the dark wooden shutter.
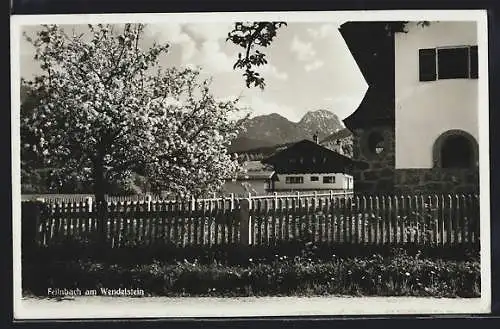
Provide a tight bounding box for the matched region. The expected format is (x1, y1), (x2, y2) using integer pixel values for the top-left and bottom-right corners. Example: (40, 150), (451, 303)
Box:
(419, 48), (437, 81)
(470, 46), (478, 79)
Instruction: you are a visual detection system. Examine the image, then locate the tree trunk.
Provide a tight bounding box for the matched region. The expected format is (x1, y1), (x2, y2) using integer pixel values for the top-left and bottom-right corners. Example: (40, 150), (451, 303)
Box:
(94, 159), (108, 248)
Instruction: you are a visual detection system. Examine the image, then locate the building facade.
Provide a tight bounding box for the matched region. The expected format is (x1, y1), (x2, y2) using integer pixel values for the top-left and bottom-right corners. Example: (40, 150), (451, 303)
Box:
(271, 173), (353, 191)
(339, 21), (479, 194)
(262, 139), (355, 192)
(394, 21), (479, 193)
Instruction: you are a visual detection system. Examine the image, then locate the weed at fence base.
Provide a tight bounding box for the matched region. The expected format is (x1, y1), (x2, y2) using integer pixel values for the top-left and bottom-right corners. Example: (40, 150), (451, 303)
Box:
(22, 251), (480, 298)
(23, 240), (479, 266)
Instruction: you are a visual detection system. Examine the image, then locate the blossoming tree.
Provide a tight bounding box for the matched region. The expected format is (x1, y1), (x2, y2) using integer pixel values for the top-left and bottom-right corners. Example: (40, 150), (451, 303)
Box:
(22, 23), (244, 208)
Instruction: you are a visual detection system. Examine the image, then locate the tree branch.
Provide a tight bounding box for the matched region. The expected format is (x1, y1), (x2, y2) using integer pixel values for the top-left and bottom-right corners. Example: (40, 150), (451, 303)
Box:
(244, 23), (267, 64)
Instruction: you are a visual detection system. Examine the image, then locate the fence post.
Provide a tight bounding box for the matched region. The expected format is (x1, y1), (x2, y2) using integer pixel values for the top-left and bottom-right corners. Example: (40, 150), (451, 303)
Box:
(230, 193), (235, 210)
(22, 201), (44, 254)
(87, 197), (93, 212)
(239, 197), (252, 246)
(146, 194), (152, 212)
(248, 192), (252, 210)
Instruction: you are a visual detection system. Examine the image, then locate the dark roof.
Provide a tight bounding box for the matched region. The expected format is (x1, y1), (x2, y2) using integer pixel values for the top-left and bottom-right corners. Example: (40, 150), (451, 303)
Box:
(262, 139), (361, 174)
(338, 22), (400, 130)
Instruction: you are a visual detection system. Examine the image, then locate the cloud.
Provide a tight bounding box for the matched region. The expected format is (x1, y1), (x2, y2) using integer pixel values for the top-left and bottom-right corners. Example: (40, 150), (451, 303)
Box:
(186, 23), (289, 80)
(240, 96), (300, 121)
(290, 34), (327, 73)
(322, 94), (368, 120)
(195, 40), (236, 73)
(290, 36), (317, 62)
(184, 23), (234, 42)
(307, 23), (342, 40)
(304, 60), (324, 72)
(148, 23), (236, 75)
(183, 23), (236, 72)
(144, 23), (197, 61)
(255, 64), (289, 81)
(147, 22), (287, 80)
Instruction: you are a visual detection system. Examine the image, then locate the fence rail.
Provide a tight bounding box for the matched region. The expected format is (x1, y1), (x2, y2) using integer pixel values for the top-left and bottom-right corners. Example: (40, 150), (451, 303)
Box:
(22, 190), (353, 204)
(22, 192), (480, 248)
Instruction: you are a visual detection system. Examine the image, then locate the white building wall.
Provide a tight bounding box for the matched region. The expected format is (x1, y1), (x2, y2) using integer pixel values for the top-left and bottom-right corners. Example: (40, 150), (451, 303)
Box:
(273, 173), (353, 191)
(394, 21), (479, 169)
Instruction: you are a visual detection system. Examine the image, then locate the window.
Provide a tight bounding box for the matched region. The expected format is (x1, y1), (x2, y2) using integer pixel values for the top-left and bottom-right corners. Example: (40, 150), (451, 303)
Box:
(432, 130), (478, 169)
(289, 158), (296, 164)
(312, 157), (316, 164)
(367, 131), (385, 156)
(438, 47), (469, 79)
(323, 176), (336, 184)
(310, 176), (319, 182)
(419, 46), (478, 81)
(286, 176), (304, 184)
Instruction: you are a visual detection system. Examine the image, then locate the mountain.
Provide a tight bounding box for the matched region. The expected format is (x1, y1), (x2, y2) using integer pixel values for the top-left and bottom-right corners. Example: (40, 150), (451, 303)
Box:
(298, 110), (344, 138)
(320, 127), (353, 143)
(227, 137), (277, 153)
(229, 109), (344, 153)
(320, 127), (354, 158)
(238, 113), (298, 145)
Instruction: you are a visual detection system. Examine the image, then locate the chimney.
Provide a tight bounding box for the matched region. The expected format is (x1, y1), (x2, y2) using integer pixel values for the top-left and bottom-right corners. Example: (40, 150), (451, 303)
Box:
(313, 132), (319, 144)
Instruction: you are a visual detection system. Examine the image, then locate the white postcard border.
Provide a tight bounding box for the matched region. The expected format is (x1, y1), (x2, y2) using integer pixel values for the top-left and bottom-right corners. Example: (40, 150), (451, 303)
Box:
(11, 9), (491, 319)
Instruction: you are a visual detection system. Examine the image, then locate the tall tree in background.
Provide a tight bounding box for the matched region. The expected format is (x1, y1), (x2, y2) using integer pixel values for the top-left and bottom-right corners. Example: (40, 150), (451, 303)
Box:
(20, 84), (53, 193)
(22, 23), (244, 207)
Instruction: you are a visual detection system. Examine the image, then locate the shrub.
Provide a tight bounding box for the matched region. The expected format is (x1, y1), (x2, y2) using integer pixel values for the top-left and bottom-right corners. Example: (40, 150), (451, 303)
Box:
(23, 250), (480, 298)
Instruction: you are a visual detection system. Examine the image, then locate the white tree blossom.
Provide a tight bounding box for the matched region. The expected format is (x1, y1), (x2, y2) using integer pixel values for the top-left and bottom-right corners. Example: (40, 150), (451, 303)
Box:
(22, 24), (244, 201)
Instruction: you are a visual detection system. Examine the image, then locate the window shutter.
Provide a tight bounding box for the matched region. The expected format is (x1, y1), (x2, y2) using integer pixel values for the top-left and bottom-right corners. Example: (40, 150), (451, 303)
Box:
(419, 48), (437, 81)
(470, 46), (478, 79)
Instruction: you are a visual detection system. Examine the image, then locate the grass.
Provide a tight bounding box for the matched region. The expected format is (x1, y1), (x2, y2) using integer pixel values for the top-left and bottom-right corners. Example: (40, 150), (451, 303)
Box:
(23, 248), (480, 298)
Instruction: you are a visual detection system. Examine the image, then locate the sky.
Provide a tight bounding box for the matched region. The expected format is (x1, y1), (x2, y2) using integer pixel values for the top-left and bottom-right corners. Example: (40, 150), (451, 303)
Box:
(19, 22), (368, 123)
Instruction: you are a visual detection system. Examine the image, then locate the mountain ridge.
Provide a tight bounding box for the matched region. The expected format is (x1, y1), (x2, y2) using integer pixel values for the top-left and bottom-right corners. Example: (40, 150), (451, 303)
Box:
(230, 109), (344, 153)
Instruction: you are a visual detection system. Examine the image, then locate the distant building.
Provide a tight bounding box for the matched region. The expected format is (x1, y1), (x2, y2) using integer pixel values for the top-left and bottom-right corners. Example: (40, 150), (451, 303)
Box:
(320, 128), (354, 158)
(339, 21), (479, 194)
(261, 139), (355, 192)
(222, 161), (275, 196)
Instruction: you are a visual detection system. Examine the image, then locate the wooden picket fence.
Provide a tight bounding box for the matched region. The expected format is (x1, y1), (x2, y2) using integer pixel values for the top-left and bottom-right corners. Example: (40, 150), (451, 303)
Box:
(23, 192), (480, 248)
(22, 193), (173, 203)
